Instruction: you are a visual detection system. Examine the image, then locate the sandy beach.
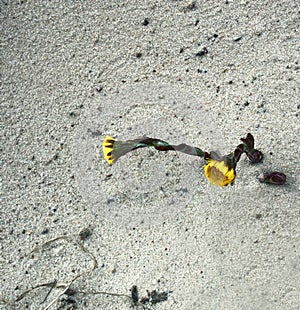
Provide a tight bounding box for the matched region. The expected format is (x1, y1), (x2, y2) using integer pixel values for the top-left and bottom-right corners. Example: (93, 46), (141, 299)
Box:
(1, 1), (299, 309)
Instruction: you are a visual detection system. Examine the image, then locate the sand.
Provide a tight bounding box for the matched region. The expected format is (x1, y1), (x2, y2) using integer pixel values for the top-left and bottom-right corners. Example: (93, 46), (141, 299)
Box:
(1, 1), (299, 309)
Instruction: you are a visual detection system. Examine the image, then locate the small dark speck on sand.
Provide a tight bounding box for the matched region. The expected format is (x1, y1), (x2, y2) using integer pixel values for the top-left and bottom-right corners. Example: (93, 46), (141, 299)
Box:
(196, 47), (208, 57)
(142, 18), (149, 26)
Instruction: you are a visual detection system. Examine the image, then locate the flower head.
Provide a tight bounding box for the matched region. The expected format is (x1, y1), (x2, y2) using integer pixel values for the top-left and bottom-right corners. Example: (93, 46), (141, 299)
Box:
(204, 158), (236, 187)
(102, 136), (116, 164)
(102, 135), (148, 165)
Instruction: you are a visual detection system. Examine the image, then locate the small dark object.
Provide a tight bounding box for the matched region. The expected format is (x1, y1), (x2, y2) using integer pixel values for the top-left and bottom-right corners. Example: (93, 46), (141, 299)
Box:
(95, 86), (103, 93)
(79, 228), (92, 241)
(131, 285), (139, 305)
(140, 290), (169, 305)
(196, 47), (208, 57)
(41, 228), (49, 234)
(57, 295), (77, 310)
(184, 1), (197, 12)
(65, 288), (77, 296)
(142, 18), (149, 26)
(257, 171), (286, 185)
(233, 36), (243, 42)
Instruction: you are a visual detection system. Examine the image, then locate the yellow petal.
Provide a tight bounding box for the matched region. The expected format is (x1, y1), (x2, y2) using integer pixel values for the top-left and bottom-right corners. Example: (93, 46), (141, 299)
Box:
(102, 135), (115, 165)
(204, 159), (236, 187)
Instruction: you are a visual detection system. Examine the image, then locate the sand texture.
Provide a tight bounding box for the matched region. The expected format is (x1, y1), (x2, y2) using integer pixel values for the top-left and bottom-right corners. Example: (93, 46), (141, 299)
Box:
(1, 1), (299, 309)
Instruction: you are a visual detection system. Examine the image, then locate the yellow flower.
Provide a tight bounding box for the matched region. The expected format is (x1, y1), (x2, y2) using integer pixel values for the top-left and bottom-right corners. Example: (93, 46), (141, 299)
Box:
(204, 158), (236, 187)
(102, 135), (137, 165)
(102, 136), (115, 165)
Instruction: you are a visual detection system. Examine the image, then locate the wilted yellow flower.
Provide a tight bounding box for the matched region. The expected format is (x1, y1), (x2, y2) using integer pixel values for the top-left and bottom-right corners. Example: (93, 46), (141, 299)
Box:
(204, 158), (236, 187)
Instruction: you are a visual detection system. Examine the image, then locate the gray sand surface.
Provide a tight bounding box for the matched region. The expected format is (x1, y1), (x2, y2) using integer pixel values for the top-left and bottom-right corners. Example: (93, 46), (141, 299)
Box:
(1, 1), (299, 309)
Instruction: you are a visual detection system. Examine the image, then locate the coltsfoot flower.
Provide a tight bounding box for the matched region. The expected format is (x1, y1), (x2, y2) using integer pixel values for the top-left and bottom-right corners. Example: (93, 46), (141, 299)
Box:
(102, 136), (115, 164)
(204, 158), (236, 187)
(102, 135), (144, 164)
